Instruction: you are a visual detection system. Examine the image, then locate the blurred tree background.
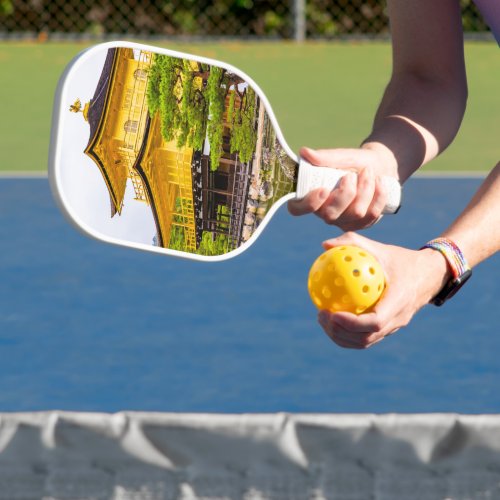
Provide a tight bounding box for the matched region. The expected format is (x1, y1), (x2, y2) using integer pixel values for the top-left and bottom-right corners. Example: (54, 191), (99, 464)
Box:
(0, 0), (490, 39)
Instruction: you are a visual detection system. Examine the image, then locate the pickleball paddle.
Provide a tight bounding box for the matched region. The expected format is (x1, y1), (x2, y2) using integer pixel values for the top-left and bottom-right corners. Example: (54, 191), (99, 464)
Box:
(49, 41), (401, 261)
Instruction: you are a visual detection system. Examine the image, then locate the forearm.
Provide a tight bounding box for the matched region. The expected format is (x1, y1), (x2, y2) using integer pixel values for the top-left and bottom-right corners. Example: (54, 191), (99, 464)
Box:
(441, 162), (500, 267)
(412, 163), (500, 307)
(361, 0), (467, 182)
(363, 73), (467, 182)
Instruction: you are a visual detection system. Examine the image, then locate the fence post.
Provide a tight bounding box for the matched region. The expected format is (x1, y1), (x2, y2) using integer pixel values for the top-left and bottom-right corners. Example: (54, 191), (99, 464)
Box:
(293, 0), (306, 42)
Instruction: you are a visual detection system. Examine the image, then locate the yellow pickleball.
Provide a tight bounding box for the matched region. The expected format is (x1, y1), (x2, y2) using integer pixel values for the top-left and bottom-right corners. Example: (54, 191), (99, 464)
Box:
(308, 245), (385, 315)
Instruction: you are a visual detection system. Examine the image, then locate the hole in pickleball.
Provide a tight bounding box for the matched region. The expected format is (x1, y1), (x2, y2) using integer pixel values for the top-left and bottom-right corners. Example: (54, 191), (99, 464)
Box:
(359, 251), (367, 257)
(334, 277), (344, 286)
(369, 267), (375, 275)
(344, 256), (352, 262)
(313, 271), (321, 282)
(352, 269), (360, 277)
(342, 295), (351, 304)
(356, 306), (365, 314)
(322, 286), (332, 299)
(362, 285), (369, 293)
(313, 294), (323, 307)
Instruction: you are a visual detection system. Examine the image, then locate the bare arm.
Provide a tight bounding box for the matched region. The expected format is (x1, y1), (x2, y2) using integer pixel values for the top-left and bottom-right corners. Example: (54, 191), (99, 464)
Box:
(442, 163), (500, 267)
(289, 0), (468, 225)
(363, 0), (468, 181)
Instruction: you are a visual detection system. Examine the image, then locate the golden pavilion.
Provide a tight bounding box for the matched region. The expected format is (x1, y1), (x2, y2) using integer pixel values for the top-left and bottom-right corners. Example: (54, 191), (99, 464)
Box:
(72, 47), (257, 253)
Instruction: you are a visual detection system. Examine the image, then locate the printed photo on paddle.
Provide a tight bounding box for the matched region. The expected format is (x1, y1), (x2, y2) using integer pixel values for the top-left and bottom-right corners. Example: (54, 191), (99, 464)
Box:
(69, 47), (296, 256)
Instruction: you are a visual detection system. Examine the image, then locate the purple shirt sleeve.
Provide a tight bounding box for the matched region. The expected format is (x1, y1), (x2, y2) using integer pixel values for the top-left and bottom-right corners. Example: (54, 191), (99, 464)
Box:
(473, 0), (500, 45)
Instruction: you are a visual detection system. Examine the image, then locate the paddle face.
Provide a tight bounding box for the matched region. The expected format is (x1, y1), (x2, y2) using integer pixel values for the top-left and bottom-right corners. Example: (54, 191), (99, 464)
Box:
(49, 41), (299, 262)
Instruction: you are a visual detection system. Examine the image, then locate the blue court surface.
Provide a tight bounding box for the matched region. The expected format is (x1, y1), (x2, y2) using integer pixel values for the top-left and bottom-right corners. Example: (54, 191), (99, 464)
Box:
(0, 176), (498, 413)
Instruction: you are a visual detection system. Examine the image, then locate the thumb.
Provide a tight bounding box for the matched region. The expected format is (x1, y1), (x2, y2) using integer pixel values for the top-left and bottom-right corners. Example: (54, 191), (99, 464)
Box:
(300, 147), (368, 170)
(322, 231), (370, 250)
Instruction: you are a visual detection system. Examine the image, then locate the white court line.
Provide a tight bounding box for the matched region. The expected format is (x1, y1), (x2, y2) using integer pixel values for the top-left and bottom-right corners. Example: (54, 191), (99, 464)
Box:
(414, 170), (487, 178)
(0, 171), (48, 178)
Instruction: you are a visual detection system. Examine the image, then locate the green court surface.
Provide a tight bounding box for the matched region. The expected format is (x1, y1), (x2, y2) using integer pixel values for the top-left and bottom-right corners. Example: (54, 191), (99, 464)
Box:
(0, 41), (497, 173)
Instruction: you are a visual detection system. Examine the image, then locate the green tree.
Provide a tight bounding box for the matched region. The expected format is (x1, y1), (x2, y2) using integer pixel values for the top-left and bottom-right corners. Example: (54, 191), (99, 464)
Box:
(197, 231), (230, 256)
(206, 66), (226, 170)
(228, 86), (257, 163)
(146, 57), (163, 116)
(147, 55), (256, 170)
(147, 55), (209, 148)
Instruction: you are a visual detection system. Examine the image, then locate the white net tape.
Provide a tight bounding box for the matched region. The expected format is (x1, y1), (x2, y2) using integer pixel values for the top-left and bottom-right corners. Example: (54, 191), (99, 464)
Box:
(0, 412), (500, 499)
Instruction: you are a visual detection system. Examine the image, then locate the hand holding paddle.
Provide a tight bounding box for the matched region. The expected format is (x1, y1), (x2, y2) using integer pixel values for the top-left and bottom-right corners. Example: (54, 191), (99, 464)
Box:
(289, 146), (400, 231)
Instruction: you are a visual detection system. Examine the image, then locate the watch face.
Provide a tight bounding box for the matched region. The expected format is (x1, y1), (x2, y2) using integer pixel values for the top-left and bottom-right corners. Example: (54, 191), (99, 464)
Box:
(432, 269), (472, 306)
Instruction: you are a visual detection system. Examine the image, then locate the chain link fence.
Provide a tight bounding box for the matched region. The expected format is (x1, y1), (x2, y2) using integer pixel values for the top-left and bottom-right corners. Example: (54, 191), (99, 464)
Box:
(0, 0), (491, 40)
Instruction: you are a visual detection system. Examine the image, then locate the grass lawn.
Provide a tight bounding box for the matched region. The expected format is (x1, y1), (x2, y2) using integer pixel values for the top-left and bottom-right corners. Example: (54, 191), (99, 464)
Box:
(0, 40), (497, 172)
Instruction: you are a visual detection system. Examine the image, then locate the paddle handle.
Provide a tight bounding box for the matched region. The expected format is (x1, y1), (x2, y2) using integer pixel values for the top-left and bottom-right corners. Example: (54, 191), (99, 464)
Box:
(296, 158), (401, 214)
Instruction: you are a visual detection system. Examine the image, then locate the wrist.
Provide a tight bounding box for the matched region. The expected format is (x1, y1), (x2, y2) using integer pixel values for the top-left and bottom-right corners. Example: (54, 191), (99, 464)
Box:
(360, 141), (399, 179)
(418, 248), (452, 302)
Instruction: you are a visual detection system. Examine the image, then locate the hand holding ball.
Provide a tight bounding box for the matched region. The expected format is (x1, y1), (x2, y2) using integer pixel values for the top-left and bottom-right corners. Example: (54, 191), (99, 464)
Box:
(308, 245), (385, 314)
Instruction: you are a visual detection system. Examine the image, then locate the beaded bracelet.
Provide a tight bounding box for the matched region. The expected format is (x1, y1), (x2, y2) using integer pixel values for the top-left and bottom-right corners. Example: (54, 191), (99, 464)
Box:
(421, 237), (472, 306)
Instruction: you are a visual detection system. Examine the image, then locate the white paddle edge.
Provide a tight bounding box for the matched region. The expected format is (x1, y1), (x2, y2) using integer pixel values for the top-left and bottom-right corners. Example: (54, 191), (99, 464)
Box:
(48, 40), (304, 263)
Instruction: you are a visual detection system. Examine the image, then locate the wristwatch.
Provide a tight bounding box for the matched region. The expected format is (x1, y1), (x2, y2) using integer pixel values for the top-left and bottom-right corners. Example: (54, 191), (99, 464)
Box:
(421, 238), (472, 306)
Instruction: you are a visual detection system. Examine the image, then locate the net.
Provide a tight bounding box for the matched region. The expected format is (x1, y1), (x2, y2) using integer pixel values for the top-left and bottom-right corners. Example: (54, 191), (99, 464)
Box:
(1, 412), (500, 499)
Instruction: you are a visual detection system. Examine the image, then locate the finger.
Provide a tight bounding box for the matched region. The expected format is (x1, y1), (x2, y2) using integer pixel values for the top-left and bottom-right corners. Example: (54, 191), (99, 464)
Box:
(333, 170), (389, 232)
(332, 297), (402, 340)
(319, 309), (395, 349)
(368, 287), (412, 333)
(363, 176), (387, 223)
(299, 147), (370, 170)
(331, 317), (391, 348)
(330, 311), (385, 335)
(288, 188), (330, 216)
(332, 337), (365, 349)
(319, 311), (374, 349)
(335, 167), (376, 225)
(327, 326), (383, 349)
(321, 325), (366, 349)
(351, 167), (376, 217)
(344, 176), (387, 230)
(322, 231), (369, 250)
(337, 217), (381, 233)
(316, 172), (357, 224)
